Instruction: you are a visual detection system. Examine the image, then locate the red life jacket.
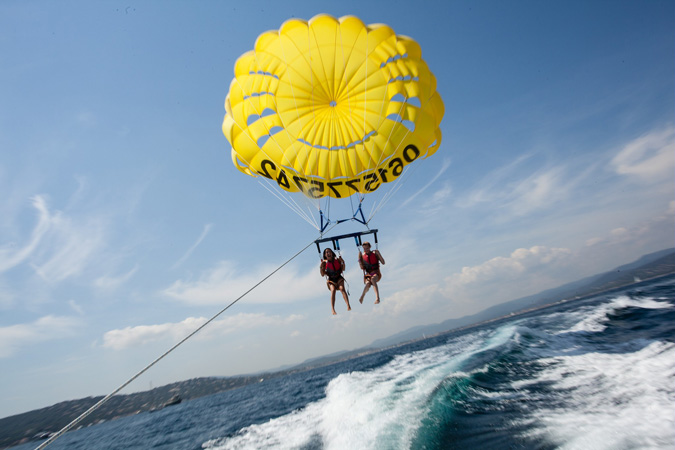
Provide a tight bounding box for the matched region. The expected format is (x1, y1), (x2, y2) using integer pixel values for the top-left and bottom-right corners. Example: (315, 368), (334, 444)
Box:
(325, 259), (342, 278)
(361, 252), (379, 272)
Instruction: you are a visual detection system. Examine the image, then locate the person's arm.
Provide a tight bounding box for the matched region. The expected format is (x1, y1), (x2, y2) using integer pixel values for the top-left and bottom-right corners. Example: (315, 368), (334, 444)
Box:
(339, 256), (346, 272)
(320, 260), (327, 276)
(358, 252), (365, 270)
(375, 250), (385, 265)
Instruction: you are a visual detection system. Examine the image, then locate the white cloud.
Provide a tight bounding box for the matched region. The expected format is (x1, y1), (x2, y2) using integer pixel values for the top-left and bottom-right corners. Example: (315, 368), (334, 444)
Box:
(611, 126), (675, 181)
(506, 168), (567, 216)
(0, 315), (80, 358)
(585, 201), (675, 249)
(447, 246), (572, 288)
(32, 209), (106, 282)
(0, 196), (51, 273)
(162, 260), (322, 305)
(375, 285), (441, 316)
(102, 313), (304, 350)
(0, 194), (109, 283)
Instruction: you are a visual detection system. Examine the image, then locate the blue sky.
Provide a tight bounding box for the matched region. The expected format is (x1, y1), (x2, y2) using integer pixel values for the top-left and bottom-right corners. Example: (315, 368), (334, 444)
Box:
(1, 0), (673, 418)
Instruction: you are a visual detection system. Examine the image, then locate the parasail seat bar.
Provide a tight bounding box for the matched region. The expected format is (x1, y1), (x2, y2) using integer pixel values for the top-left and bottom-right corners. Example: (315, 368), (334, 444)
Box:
(315, 229), (378, 254)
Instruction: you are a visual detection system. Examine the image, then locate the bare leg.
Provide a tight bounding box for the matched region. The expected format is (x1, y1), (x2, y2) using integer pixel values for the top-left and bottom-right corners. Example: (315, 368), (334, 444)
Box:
(359, 282), (370, 304)
(329, 284), (337, 315)
(370, 274), (381, 303)
(339, 284), (351, 311)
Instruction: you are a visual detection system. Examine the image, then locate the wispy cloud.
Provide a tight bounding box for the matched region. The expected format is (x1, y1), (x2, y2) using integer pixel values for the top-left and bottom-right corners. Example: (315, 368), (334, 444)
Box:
(0, 196), (51, 273)
(0, 194), (109, 282)
(93, 265), (139, 290)
(504, 167), (568, 216)
(0, 315), (81, 358)
(102, 313), (304, 350)
(611, 126), (675, 181)
(456, 151), (575, 219)
(457, 153), (535, 208)
(400, 158), (452, 208)
(68, 299), (85, 315)
(171, 223), (213, 269)
(32, 211), (106, 282)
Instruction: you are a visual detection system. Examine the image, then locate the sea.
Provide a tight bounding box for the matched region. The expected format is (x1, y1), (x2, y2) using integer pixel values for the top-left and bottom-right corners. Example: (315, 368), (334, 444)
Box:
(18, 274), (675, 450)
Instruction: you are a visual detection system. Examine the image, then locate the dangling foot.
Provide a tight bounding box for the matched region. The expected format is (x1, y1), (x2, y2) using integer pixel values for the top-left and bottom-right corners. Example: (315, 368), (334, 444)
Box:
(347, 306), (352, 311)
(332, 310), (337, 315)
(359, 295), (364, 304)
(374, 299), (380, 304)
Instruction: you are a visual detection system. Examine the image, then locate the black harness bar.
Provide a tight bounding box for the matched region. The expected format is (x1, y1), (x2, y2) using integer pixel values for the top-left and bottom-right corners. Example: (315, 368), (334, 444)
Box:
(315, 229), (379, 254)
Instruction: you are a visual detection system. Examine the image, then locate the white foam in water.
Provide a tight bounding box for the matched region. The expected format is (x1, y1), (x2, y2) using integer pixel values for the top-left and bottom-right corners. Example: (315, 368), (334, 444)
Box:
(203, 293), (674, 449)
(517, 340), (675, 449)
(564, 295), (672, 334)
(203, 331), (494, 450)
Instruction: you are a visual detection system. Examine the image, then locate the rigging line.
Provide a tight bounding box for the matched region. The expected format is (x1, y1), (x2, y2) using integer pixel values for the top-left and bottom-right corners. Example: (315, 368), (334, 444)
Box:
(35, 229), (335, 450)
(258, 179), (319, 229)
(367, 154), (413, 221)
(255, 168), (317, 224)
(367, 146), (427, 223)
(228, 75), (320, 225)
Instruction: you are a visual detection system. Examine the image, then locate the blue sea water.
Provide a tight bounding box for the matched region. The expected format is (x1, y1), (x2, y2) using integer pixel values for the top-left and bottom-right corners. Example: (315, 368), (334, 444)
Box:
(20, 275), (675, 450)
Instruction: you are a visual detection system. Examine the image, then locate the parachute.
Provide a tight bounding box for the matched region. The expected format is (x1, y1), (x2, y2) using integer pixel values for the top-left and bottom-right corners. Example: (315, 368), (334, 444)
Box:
(223, 14), (444, 231)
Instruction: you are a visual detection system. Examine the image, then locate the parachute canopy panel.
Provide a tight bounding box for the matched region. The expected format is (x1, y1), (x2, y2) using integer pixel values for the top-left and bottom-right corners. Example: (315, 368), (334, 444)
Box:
(223, 14), (444, 199)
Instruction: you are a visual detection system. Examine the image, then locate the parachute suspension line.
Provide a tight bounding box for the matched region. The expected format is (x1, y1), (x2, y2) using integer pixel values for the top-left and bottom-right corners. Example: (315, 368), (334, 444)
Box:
(35, 231), (332, 450)
(366, 171), (408, 223)
(366, 148), (426, 224)
(229, 123), (318, 229)
(258, 179), (319, 230)
(230, 126), (318, 229)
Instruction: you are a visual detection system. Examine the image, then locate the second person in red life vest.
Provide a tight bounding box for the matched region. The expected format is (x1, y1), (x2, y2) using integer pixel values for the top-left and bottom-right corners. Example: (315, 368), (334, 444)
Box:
(320, 248), (352, 315)
(358, 241), (385, 304)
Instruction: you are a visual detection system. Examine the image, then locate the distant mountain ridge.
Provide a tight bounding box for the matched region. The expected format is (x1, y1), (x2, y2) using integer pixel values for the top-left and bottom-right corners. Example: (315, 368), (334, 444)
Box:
(2, 248), (673, 449)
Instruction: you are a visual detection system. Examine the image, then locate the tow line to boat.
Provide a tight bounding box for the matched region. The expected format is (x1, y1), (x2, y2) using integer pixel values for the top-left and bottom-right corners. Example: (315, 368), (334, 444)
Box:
(35, 229), (334, 450)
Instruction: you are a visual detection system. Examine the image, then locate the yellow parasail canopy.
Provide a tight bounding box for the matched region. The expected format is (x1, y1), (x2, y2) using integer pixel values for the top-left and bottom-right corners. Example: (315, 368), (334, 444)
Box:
(223, 14), (444, 199)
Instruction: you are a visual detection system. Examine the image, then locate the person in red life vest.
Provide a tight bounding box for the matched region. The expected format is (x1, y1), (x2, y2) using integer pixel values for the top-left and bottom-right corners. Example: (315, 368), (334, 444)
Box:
(358, 241), (385, 304)
(320, 248), (352, 315)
